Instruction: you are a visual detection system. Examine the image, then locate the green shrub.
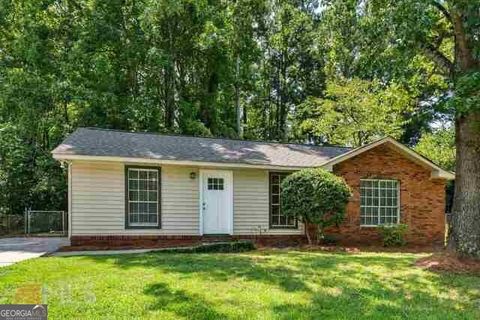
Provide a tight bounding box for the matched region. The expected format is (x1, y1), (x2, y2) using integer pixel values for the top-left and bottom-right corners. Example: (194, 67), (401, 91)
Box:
(281, 168), (352, 244)
(160, 241), (256, 254)
(378, 224), (408, 247)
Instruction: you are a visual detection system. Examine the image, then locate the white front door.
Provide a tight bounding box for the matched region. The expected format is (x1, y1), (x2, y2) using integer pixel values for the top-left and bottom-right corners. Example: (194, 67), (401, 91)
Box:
(200, 170), (233, 235)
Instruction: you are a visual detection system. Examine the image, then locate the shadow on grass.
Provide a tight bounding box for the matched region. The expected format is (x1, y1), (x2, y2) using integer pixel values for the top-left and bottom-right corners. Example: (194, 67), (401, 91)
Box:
(135, 251), (314, 293)
(144, 282), (227, 320)
(75, 250), (479, 318)
(272, 280), (480, 319)
(80, 251), (415, 294)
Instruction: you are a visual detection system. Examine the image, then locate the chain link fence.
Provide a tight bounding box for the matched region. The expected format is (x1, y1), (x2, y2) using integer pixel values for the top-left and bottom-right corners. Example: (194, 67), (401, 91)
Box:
(0, 215), (25, 236)
(26, 210), (67, 236)
(0, 210), (68, 237)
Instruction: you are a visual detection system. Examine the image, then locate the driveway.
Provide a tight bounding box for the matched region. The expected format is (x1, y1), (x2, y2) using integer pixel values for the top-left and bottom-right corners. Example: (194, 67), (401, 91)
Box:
(0, 237), (70, 267)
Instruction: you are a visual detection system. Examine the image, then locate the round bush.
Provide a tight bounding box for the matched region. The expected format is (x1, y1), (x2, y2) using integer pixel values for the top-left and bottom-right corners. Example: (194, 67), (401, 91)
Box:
(281, 168), (351, 243)
(378, 224), (408, 247)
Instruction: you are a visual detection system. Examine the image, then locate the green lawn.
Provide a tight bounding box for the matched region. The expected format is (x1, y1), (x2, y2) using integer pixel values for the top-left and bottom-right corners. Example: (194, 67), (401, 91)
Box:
(0, 250), (479, 319)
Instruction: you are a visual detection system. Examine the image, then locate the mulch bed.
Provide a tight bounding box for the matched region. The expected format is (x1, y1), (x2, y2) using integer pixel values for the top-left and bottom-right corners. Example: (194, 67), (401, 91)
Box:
(415, 253), (480, 274)
(258, 244), (443, 254)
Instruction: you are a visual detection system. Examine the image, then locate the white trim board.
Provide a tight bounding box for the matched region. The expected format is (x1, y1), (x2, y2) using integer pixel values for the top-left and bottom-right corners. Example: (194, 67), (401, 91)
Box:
(53, 154), (308, 171)
(68, 161), (72, 239)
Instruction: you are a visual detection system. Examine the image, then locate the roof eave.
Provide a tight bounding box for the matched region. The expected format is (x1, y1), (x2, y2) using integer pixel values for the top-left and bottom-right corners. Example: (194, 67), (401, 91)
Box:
(431, 170), (456, 180)
(51, 153), (320, 171)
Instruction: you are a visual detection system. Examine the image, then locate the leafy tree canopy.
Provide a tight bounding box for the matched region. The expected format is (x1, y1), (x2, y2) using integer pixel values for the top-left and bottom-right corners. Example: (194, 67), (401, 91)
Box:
(0, 0), (472, 231)
(415, 127), (455, 172)
(293, 78), (413, 146)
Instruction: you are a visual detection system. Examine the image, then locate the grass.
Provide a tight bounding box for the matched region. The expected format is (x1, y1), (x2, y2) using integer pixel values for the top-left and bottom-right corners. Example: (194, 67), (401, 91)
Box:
(0, 250), (479, 319)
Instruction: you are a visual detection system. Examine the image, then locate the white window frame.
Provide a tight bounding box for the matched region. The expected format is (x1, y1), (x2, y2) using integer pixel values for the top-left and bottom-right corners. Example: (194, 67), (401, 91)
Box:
(360, 179), (400, 227)
(269, 172), (297, 229)
(126, 167), (160, 228)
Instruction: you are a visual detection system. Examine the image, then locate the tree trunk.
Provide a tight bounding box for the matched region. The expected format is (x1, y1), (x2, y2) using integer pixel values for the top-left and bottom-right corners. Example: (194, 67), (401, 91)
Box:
(446, 5), (480, 257)
(447, 110), (480, 257)
(304, 219), (312, 245)
(316, 224), (323, 245)
(164, 64), (175, 131)
(278, 51), (288, 142)
(235, 54), (243, 138)
(164, 24), (176, 131)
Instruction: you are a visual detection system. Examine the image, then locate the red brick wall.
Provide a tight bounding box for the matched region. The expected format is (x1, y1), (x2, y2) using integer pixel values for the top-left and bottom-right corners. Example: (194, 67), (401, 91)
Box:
(328, 143), (446, 246)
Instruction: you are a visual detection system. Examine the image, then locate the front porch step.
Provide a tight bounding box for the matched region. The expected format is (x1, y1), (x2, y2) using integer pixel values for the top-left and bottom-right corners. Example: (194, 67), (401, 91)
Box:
(201, 235), (233, 243)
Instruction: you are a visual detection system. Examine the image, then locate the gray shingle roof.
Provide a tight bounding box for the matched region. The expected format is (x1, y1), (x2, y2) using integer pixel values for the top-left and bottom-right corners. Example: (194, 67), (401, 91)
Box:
(52, 128), (351, 168)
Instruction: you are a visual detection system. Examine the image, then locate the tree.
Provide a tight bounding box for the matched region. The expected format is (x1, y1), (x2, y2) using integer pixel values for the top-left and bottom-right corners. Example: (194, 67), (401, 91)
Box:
(245, 0), (325, 141)
(0, 0), (270, 214)
(317, 0), (452, 146)
(415, 127), (456, 213)
(281, 168), (351, 244)
(415, 127), (455, 171)
(321, 0), (480, 257)
(1, 0), (474, 254)
(293, 78), (412, 146)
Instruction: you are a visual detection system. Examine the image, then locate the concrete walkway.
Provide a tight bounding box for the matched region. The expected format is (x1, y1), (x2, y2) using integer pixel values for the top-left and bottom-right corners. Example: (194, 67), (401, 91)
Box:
(0, 237), (70, 267)
(51, 241), (253, 257)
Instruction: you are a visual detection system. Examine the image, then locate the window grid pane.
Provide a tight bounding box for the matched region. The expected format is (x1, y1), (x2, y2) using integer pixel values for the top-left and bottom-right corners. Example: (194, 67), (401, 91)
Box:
(270, 173), (296, 228)
(360, 179), (399, 226)
(128, 168), (159, 226)
(207, 177), (224, 190)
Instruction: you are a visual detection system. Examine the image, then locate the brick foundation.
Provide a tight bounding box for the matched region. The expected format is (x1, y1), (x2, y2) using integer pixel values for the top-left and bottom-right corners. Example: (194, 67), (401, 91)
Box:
(70, 234), (306, 248)
(327, 143), (446, 246)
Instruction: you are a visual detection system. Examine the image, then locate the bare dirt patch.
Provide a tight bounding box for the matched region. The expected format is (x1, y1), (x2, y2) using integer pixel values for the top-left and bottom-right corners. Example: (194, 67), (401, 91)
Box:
(415, 253), (480, 274)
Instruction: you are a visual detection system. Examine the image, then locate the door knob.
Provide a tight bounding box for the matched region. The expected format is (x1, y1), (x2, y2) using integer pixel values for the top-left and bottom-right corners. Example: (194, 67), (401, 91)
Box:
(202, 202), (206, 210)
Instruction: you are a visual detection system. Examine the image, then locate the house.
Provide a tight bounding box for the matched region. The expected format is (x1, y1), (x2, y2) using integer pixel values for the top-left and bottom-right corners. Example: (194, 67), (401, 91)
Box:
(52, 128), (454, 247)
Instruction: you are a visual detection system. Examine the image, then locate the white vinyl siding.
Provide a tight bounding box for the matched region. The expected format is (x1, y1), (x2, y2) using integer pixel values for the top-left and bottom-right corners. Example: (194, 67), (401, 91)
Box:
(360, 179), (400, 226)
(233, 169), (303, 235)
(70, 162), (302, 236)
(71, 162), (198, 235)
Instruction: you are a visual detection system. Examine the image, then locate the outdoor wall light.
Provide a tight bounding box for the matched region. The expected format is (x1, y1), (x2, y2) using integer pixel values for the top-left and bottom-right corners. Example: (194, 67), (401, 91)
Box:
(190, 172), (196, 179)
